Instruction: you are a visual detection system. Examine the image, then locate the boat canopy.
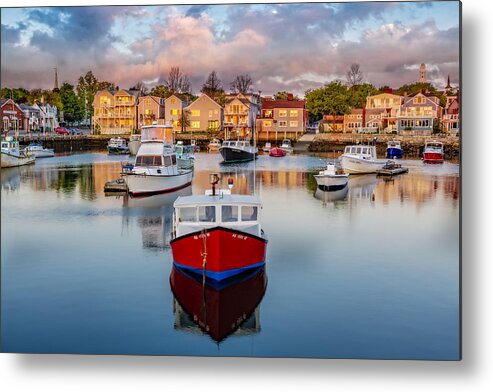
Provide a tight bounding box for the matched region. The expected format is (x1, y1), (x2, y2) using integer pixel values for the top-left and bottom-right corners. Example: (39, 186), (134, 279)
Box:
(221, 140), (251, 148)
(141, 124), (173, 143)
(344, 145), (377, 158)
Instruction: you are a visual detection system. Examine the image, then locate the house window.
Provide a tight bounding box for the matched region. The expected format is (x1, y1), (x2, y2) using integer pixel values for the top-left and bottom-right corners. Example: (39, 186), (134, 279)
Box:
(191, 121), (200, 129)
(170, 109), (180, 116)
(208, 120), (219, 129)
(279, 121), (287, 127)
(214, 109), (218, 115)
(290, 110), (298, 117)
(263, 120), (272, 127)
(264, 110), (273, 118)
(191, 110), (200, 117)
(146, 99), (151, 105)
(289, 121), (298, 127)
(172, 120), (179, 127)
(279, 110), (287, 117)
(209, 110), (213, 117)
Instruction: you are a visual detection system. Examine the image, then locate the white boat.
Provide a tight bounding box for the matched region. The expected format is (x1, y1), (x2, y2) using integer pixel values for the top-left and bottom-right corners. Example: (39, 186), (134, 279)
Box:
(128, 134), (141, 155)
(263, 142), (272, 153)
(1, 137), (36, 168)
(339, 145), (386, 174)
(124, 123), (193, 197)
(24, 142), (55, 158)
(175, 141), (195, 170)
(107, 137), (129, 154)
(279, 139), (293, 154)
(314, 163), (349, 191)
(208, 138), (221, 152)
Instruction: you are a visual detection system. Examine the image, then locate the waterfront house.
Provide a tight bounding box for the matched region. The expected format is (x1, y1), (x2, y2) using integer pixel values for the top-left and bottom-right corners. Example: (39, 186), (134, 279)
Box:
(33, 102), (59, 132)
(20, 103), (41, 132)
(137, 95), (165, 129)
(256, 94), (307, 142)
(1, 99), (25, 135)
(184, 93), (223, 135)
(343, 109), (363, 132)
(321, 114), (345, 132)
(365, 92), (403, 132)
(396, 91), (442, 136)
(93, 88), (139, 134)
(164, 94), (190, 133)
(223, 93), (260, 139)
(441, 96), (460, 135)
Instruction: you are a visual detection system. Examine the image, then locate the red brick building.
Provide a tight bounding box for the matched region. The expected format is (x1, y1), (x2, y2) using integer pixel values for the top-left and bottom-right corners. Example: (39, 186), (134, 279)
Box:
(1, 99), (25, 135)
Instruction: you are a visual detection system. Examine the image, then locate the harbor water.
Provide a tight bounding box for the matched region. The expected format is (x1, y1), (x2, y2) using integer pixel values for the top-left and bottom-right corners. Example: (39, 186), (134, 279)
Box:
(1, 152), (460, 359)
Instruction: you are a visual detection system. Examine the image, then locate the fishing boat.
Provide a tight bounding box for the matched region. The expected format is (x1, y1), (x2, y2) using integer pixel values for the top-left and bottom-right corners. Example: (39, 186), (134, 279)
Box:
(423, 141), (444, 164)
(170, 265), (266, 342)
(386, 140), (403, 159)
(175, 141), (194, 170)
(128, 134), (141, 155)
(123, 123), (194, 197)
(208, 138), (221, 152)
(263, 142), (272, 153)
(219, 139), (258, 163)
(339, 145), (386, 174)
(24, 142), (55, 158)
(1, 136), (35, 168)
(314, 162), (349, 191)
(269, 147), (286, 157)
(170, 174), (267, 281)
(107, 137), (129, 155)
(279, 139), (293, 154)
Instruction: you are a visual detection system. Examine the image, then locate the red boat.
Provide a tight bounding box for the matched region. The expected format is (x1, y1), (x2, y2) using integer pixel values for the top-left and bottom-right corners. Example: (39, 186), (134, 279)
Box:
(170, 266), (267, 342)
(269, 147), (286, 157)
(170, 174), (267, 281)
(423, 141), (444, 164)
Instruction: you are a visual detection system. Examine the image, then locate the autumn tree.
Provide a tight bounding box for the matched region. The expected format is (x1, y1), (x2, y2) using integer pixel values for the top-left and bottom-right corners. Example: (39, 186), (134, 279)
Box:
(165, 66), (192, 94)
(230, 74), (253, 94)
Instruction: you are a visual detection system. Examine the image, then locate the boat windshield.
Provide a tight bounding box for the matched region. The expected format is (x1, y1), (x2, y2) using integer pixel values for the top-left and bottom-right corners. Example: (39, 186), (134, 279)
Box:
(177, 204), (259, 224)
(135, 155), (162, 166)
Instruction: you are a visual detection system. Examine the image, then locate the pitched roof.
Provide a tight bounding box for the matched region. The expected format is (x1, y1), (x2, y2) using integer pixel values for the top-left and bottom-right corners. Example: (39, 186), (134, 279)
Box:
(187, 93), (223, 109)
(261, 98), (305, 109)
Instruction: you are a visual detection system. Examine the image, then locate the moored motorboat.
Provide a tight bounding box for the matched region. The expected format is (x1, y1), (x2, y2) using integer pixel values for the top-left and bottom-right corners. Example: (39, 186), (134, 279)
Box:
(123, 123), (193, 197)
(24, 142), (55, 158)
(386, 140), (403, 159)
(208, 138), (221, 152)
(269, 147), (286, 157)
(128, 134), (141, 155)
(170, 174), (267, 281)
(314, 162), (349, 191)
(263, 142), (272, 153)
(279, 139), (293, 154)
(339, 145), (386, 174)
(175, 141), (195, 170)
(1, 136), (36, 168)
(107, 137), (129, 155)
(219, 139), (258, 163)
(423, 141), (444, 164)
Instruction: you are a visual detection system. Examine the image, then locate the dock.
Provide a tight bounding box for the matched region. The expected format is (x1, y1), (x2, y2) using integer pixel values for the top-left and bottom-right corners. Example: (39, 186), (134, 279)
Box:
(376, 162), (409, 176)
(104, 178), (128, 193)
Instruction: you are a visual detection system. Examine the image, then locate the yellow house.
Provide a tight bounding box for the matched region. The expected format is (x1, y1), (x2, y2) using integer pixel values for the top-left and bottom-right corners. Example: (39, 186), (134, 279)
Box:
(137, 95), (165, 129)
(93, 89), (139, 134)
(164, 94), (189, 133)
(185, 94), (223, 134)
(223, 93), (260, 139)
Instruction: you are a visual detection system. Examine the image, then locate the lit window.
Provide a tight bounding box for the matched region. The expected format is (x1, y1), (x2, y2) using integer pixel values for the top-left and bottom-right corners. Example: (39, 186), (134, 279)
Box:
(290, 110), (298, 117)
(170, 109), (180, 116)
(264, 110), (273, 117)
(209, 110), (213, 117)
(172, 120), (179, 127)
(191, 110), (200, 117)
(279, 110), (287, 117)
(289, 121), (298, 127)
(263, 120), (272, 127)
(191, 121), (200, 129)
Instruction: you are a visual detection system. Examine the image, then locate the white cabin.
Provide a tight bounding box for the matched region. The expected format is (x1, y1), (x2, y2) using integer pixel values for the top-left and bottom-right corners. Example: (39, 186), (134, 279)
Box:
(343, 145), (377, 161)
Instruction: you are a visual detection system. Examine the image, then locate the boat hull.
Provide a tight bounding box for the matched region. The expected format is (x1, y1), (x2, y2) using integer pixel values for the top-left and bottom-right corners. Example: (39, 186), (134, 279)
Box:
(386, 147), (403, 159)
(108, 146), (129, 155)
(340, 155), (385, 174)
(1, 152), (35, 168)
(314, 174), (349, 190)
(125, 170), (193, 197)
(128, 140), (141, 155)
(29, 149), (54, 158)
(219, 147), (256, 163)
(423, 152), (444, 164)
(170, 226), (267, 281)
(269, 147), (286, 157)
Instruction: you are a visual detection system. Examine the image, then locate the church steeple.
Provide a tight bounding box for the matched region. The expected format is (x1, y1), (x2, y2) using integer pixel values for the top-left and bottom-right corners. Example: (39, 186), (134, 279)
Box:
(53, 67), (59, 93)
(446, 75), (451, 89)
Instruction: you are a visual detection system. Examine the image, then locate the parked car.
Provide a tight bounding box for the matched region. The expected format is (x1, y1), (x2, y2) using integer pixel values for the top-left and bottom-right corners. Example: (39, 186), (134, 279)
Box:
(55, 127), (69, 134)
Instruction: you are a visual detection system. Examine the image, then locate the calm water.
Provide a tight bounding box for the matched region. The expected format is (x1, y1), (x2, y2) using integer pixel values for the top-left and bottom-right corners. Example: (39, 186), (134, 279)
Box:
(1, 151), (460, 359)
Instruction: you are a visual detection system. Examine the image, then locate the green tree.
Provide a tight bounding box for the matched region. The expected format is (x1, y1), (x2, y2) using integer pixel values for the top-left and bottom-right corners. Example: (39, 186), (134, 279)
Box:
(305, 82), (351, 126)
(149, 85), (172, 98)
(348, 83), (377, 108)
(60, 82), (83, 124)
(178, 108), (191, 134)
(273, 91), (300, 100)
(1, 87), (29, 102)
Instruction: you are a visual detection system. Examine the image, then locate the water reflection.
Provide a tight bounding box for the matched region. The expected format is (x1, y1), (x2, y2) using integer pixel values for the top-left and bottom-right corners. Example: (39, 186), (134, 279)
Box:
(314, 186), (349, 205)
(120, 187), (192, 250)
(1, 167), (23, 192)
(170, 266), (267, 342)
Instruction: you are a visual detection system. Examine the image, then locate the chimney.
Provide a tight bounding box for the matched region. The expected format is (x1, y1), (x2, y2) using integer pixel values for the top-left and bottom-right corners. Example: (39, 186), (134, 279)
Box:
(287, 93), (293, 101)
(385, 88), (393, 94)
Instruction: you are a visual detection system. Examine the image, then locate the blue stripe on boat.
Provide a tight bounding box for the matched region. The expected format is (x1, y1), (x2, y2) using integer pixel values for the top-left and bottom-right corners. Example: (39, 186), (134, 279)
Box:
(173, 261), (266, 281)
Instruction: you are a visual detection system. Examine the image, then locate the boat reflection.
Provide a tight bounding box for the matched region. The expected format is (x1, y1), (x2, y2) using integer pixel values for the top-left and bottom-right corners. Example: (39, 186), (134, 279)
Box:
(1, 167), (22, 192)
(314, 185), (349, 204)
(170, 266), (267, 342)
(347, 174), (379, 201)
(121, 186), (192, 249)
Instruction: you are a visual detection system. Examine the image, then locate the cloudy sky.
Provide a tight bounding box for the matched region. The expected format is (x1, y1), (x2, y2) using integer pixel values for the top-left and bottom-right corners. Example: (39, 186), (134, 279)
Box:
(1, 1), (460, 96)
